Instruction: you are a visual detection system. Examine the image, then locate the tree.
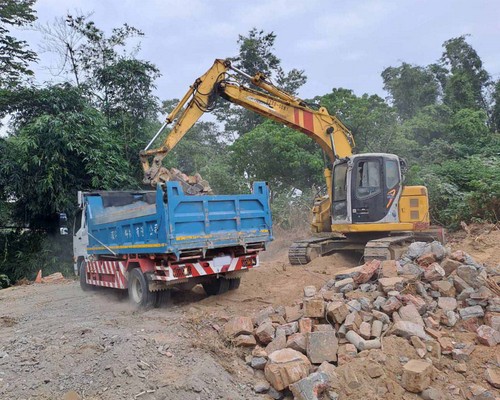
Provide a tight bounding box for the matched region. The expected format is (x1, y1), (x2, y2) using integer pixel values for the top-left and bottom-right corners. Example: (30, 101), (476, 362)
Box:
(0, 84), (131, 230)
(214, 28), (307, 138)
(440, 35), (490, 111)
(0, 0), (37, 88)
(491, 79), (500, 132)
(382, 63), (439, 120)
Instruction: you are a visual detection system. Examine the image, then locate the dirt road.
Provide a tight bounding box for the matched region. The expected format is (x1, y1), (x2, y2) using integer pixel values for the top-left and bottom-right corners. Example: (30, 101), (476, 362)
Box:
(1, 224), (498, 399)
(0, 249), (357, 400)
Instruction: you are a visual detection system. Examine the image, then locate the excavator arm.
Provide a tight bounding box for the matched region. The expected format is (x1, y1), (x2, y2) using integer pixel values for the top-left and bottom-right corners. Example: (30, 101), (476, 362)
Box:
(140, 59), (355, 187)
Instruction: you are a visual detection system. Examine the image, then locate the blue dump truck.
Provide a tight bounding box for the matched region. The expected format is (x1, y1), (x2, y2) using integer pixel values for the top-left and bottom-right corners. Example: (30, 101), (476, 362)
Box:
(72, 181), (273, 307)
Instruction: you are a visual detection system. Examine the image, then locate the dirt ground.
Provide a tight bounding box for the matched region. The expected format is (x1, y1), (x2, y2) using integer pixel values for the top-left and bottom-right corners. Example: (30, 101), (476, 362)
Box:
(0, 224), (498, 399)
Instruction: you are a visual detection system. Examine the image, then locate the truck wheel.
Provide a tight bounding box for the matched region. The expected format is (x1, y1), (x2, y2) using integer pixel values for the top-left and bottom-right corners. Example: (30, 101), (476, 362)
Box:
(202, 278), (230, 296)
(128, 268), (156, 308)
(228, 278), (241, 290)
(79, 261), (92, 292)
(155, 289), (172, 308)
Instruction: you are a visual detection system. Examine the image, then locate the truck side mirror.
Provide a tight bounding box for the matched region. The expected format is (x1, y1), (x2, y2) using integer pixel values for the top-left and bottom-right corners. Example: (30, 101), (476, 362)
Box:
(59, 213), (68, 235)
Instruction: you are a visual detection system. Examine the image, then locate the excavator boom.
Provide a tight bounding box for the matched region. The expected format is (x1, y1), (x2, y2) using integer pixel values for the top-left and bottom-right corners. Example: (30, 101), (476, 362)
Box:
(140, 59), (354, 186)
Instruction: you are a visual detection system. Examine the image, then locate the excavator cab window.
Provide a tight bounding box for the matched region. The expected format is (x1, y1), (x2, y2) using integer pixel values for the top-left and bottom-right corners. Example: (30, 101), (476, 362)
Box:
(355, 160), (381, 199)
(332, 162), (348, 220)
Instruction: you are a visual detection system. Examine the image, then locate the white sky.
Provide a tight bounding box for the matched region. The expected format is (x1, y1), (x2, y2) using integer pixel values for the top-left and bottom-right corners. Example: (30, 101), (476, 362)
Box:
(12, 0), (500, 106)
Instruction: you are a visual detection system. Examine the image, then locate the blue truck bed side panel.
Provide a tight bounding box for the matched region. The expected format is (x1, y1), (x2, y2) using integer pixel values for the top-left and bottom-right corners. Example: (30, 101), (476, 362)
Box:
(86, 182), (272, 257)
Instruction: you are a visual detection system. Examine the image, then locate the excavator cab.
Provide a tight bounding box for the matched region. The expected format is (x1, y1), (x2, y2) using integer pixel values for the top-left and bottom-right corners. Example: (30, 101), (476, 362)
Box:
(332, 153), (403, 226)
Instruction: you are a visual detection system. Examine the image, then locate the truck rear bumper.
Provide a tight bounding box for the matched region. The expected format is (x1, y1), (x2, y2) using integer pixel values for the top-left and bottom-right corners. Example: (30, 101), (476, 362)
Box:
(84, 253), (259, 289)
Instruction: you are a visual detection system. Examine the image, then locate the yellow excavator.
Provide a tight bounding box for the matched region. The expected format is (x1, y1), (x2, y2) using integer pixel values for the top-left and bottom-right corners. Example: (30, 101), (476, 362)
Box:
(140, 59), (444, 264)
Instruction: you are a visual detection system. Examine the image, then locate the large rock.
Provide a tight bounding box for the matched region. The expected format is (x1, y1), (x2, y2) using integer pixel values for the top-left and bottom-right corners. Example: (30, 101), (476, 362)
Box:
(306, 331), (339, 364)
(399, 304), (425, 326)
(401, 359), (433, 393)
(265, 348), (312, 391)
(222, 316), (253, 338)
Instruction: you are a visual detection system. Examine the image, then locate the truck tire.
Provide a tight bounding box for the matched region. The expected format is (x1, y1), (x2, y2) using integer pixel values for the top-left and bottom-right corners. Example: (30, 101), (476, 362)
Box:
(79, 261), (92, 292)
(155, 289), (172, 308)
(228, 277), (241, 290)
(128, 268), (156, 308)
(202, 277), (230, 296)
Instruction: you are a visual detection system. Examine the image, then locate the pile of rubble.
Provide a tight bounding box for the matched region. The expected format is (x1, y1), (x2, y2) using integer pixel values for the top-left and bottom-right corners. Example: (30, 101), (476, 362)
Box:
(220, 242), (500, 399)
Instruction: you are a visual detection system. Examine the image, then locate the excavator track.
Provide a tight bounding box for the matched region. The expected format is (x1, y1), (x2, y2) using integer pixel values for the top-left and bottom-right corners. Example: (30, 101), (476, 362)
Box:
(288, 235), (366, 265)
(289, 228), (446, 266)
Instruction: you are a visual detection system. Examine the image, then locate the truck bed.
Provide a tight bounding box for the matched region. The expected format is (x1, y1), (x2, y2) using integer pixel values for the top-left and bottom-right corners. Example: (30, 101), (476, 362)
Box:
(85, 182), (272, 258)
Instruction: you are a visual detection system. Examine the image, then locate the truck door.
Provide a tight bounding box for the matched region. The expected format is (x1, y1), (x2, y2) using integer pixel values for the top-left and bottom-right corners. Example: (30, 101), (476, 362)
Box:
(351, 157), (386, 223)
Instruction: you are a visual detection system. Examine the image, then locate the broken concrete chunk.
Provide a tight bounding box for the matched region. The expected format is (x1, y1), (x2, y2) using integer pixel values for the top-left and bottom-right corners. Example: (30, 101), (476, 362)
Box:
(256, 321), (276, 345)
(264, 348), (312, 391)
(459, 305), (484, 320)
(353, 259), (381, 284)
(431, 280), (456, 297)
(457, 265), (481, 288)
(381, 296), (402, 314)
(423, 263), (446, 282)
(233, 334), (256, 347)
(484, 368), (500, 389)
(285, 305), (303, 323)
(326, 301), (349, 324)
(303, 285), (316, 298)
(289, 371), (329, 400)
(441, 258), (461, 276)
(303, 298), (325, 318)
(286, 333), (307, 354)
(437, 297), (457, 312)
(378, 277), (405, 293)
(306, 331), (339, 364)
(399, 304), (425, 326)
(298, 318), (312, 334)
(476, 325), (500, 347)
(222, 316), (253, 338)
(265, 334), (287, 355)
(391, 320), (427, 340)
(401, 359), (433, 393)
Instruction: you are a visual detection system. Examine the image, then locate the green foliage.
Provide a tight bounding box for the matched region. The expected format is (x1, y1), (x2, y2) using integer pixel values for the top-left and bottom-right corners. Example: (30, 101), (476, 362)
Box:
(382, 63), (439, 120)
(408, 156), (500, 227)
(230, 121), (323, 191)
(1, 84), (131, 230)
(440, 35), (490, 110)
(0, 0), (37, 88)
(0, 230), (73, 283)
(316, 88), (400, 153)
(214, 28), (307, 138)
